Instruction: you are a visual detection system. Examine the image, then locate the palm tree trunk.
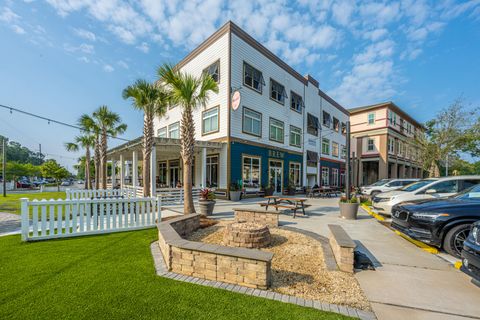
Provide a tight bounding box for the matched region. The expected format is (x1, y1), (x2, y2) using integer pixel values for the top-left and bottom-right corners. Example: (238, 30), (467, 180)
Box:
(94, 136), (100, 189)
(142, 113), (154, 197)
(101, 128), (107, 189)
(180, 108), (196, 214)
(85, 147), (91, 189)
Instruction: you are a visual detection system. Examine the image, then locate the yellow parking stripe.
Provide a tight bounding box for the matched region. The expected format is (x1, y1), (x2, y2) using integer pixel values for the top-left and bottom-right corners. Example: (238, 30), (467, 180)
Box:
(393, 230), (439, 254)
(454, 261), (463, 269)
(360, 204), (385, 221)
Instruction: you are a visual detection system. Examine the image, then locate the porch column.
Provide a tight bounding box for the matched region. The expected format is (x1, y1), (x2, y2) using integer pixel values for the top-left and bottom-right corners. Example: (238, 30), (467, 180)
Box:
(150, 146), (156, 195)
(111, 159), (116, 188)
(119, 154), (125, 189)
(201, 147), (207, 188)
(132, 150), (138, 188)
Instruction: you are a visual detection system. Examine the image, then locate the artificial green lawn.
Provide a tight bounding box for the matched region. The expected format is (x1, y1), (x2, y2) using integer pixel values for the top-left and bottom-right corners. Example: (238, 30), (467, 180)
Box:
(0, 192), (66, 214)
(0, 229), (352, 320)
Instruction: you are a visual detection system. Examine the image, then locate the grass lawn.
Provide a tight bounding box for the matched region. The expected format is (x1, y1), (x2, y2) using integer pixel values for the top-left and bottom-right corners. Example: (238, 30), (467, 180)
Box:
(0, 192), (66, 214)
(0, 229), (353, 320)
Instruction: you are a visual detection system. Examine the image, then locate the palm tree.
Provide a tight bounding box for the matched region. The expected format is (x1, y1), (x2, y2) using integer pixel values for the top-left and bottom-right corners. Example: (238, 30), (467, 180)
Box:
(123, 79), (168, 197)
(157, 64), (218, 214)
(78, 114), (101, 189)
(93, 106), (127, 189)
(65, 134), (95, 189)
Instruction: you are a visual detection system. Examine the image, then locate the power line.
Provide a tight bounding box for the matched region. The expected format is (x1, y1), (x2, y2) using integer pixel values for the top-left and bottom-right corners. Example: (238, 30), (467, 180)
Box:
(0, 103), (132, 142)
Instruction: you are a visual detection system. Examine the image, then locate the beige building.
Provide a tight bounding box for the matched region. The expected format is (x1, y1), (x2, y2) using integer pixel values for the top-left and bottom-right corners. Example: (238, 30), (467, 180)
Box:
(349, 102), (424, 186)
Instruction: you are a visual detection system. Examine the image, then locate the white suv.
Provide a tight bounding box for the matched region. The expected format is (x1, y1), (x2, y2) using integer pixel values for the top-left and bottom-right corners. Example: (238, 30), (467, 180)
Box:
(371, 176), (480, 215)
(361, 179), (419, 196)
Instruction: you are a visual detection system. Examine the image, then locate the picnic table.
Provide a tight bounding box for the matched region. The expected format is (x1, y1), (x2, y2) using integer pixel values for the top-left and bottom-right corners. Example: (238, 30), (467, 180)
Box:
(260, 196), (308, 218)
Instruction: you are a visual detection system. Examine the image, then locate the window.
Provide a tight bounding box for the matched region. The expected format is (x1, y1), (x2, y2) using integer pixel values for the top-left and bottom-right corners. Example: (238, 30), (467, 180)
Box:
(242, 156), (260, 188)
(206, 155), (218, 188)
(307, 150), (318, 167)
(243, 107), (262, 136)
(367, 138), (374, 151)
(158, 162), (167, 186)
(290, 91), (303, 113)
(368, 113), (375, 125)
(322, 111), (331, 127)
(321, 167), (329, 186)
(157, 127), (167, 138)
(270, 79), (287, 104)
(269, 118), (284, 143)
(388, 137), (395, 153)
(322, 138), (330, 155)
(388, 110), (393, 125)
(333, 117), (339, 132)
(168, 122), (180, 139)
(332, 142), (339, 157)
(341, 145), (346, 159)
(341, 122), (346, 135)
(289, 162), (301, 187)
(202, 106), (219, 134)
(307, 113), (319, 136)
(396, 141), (401, 155)
(243, 62), (264, 93)
(290, 125), (302, 147)
(427, 180), (457, 194)
(203, 60), (220, 83)
(332, 168), (339, 187)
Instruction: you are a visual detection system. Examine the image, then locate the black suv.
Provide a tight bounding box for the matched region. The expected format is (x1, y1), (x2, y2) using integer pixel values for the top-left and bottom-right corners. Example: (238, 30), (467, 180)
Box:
(462, 221), (480, 281)
(391, 184), (480, 258)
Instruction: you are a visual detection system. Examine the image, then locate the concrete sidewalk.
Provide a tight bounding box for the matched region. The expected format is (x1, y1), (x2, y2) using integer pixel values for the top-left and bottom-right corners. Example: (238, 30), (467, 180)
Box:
(0, 212), (21, 236)
(207, 197), (480, 320)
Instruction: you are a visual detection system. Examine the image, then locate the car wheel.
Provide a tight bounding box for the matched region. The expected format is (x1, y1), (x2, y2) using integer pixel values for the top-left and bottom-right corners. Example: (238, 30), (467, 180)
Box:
(370, 191), (380, 197)
(443, 224), (471, 258)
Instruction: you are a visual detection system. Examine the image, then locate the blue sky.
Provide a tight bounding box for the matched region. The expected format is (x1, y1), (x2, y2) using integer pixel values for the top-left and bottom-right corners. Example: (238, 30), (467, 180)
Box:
(0, 0), (479, 169)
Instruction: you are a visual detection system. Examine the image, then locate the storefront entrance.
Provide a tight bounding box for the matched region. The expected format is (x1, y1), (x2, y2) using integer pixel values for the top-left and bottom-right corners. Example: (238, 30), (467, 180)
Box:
(269, 160), (283, 195)
(169, 160), (180, 187)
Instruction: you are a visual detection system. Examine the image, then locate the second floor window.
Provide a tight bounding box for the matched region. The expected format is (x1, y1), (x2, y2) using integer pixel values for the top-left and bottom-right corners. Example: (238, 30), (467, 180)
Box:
(322, 138), (330, 155)
(323, 111), (331, 128)
(243, 62), (264, 93)
(168, 122), (180, 139)
(332, 142), (339, 157)
(157, 127), (167, 138)
(203, 60), (220, 83)
(243, 107), (262, 136)
(333, 117), (339, 132)
(202, 106), (219, 134)
(290, 125), (301, 147)
(290, 91), (303, 113)
(367, 138), (375, 151)
(341, 122), (346, 135)
(270, 79), (287, 104)
(368, 113), (375, 125)
(341, 145), (346, 159)
(269, 118), (284, 143)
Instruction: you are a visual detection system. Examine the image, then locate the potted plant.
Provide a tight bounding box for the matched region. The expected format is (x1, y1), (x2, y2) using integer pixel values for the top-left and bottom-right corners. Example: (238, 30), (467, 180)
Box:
(229, 182), (242, 201)
(287, 173), (296, 195)
(198, 188), (216, 216)
(339, 195), (359, 220)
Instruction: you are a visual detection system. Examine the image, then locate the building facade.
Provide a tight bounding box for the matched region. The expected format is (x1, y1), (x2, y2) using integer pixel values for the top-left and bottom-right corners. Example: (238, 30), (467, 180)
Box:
(150, 21), (348, 196)
(349, 102), (424, 186)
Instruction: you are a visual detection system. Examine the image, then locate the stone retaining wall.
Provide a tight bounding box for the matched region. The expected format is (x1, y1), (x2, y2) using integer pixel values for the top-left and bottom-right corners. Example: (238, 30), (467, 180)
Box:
(157, 214), (273, 289)
(328, 224), (356, 273)
(233, 207), (279, 227)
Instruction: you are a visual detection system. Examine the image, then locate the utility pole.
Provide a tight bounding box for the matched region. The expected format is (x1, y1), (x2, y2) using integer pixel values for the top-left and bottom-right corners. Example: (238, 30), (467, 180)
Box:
(2, 138), (6, 197)
(346, 121), (351, 199)
(39, 143), (42, 158)
(445, 154), (449, 177)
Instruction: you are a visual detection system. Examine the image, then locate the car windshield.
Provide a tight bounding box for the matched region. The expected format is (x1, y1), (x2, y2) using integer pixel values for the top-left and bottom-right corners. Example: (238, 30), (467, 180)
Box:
(370, 179), (390, 186)
(455, 184), (480, 200)
(400, 179), (436, 192)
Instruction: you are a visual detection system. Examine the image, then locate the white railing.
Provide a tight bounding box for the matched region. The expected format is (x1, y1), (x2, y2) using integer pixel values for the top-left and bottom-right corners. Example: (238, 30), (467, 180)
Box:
(21, 197), (161, 241)
(157, 188), (201, 206)
(65, 188), (136, 200)
(124, 185), (144, 197)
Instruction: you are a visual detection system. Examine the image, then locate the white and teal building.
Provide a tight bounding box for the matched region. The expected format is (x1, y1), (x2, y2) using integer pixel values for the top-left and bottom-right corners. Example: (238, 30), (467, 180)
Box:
(107, 21), (349, 197)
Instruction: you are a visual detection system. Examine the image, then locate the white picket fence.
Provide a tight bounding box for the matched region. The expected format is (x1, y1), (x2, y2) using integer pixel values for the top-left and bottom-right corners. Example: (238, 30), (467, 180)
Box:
(21, 197), (161, 241)
(124, 185), (144, 197)
(157, 188), (201, 206)
(65, 188), (136, 200)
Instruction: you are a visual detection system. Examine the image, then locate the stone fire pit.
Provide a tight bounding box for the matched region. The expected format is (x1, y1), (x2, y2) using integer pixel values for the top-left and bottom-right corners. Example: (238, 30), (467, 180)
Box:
(223, 222), (271, 248)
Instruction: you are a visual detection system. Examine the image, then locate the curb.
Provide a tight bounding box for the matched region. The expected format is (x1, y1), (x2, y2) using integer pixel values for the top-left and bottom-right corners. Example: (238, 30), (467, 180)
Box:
(360, 204), (385, 221)
(392, 230), (439, 254)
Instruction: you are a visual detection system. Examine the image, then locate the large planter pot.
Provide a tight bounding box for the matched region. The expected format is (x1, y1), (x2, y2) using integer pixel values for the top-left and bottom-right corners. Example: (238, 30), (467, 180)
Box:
(229, 191), (242, 201)
(339, 202), (359, 220)
(198, 200), (216, 216)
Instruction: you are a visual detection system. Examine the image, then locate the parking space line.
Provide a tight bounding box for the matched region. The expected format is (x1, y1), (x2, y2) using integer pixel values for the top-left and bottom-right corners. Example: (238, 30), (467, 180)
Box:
(393, 230), (439, 254)
(360, 204), (385, 221)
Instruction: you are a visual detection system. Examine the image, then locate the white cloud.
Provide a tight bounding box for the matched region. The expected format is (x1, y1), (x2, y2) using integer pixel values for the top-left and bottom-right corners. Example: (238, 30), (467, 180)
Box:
(73, 28), (96, 41)
(64, 43), (95, 54)
(117, 60), (129, 69)
(78, 56), (90, 63)
(363, 28), (388, 41)
(12, 24), (26, 34)
(103, 64), (114, 72)
(332, 0), (355, 26)
(136, 42), (149, 53)
(0, 7), (19, 23)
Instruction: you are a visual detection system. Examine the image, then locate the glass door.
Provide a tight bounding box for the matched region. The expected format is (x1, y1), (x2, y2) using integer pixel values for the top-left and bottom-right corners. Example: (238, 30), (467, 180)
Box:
(169, 160), (180, 187)
(269, 160), (283, 195)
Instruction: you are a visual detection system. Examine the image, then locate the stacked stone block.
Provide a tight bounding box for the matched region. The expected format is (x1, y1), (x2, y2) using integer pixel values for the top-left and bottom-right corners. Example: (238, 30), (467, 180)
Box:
(233, 208), (279, 227)
(223, 222), (271, 248)
(328, 224), (356, 273)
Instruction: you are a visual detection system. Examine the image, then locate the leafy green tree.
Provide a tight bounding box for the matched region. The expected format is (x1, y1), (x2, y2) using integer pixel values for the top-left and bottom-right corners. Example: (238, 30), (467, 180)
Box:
(93, 106), (127, 189)
(157, 64), (218, 214)
(41, 159), (70, 191)
(123, 79), (168, 196)
(0, 135), (44, 165)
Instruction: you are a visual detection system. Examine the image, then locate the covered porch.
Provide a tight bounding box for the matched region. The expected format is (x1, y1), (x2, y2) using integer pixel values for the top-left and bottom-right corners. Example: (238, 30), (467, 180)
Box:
(106, 137), (227, 196)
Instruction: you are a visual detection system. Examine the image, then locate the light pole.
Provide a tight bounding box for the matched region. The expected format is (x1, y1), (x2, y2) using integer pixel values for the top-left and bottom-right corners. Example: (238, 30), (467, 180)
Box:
(2, 137), (6, 197)
(346, 121), (351, 199)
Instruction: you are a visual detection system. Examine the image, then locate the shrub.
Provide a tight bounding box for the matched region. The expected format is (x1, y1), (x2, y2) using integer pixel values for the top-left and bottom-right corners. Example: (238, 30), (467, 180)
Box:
(340, 195), (359, 204)
(200, 188), (215, 201)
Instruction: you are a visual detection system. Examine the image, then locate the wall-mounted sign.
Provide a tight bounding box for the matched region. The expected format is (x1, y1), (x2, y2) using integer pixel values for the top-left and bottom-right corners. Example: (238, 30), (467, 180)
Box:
(232, 91), (241, 111)
(268, 150), (284, 159)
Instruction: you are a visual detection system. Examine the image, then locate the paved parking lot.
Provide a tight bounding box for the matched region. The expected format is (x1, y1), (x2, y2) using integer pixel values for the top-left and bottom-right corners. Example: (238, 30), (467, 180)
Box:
(192, 197), (480, 320)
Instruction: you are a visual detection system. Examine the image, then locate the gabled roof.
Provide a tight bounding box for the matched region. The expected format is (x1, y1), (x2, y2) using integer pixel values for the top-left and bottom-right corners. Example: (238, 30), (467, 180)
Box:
(349, 101), (423, 128)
